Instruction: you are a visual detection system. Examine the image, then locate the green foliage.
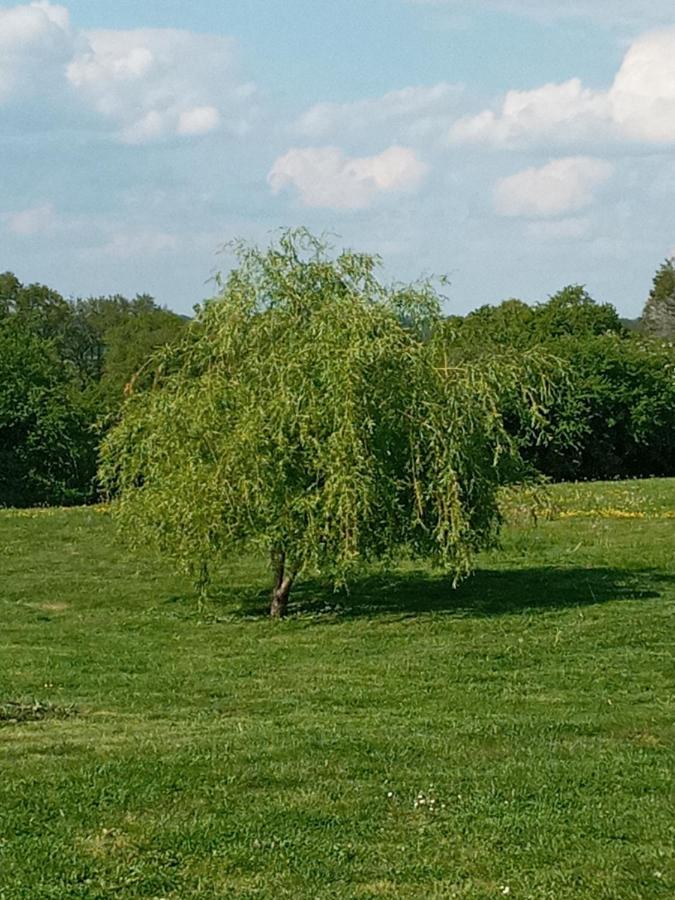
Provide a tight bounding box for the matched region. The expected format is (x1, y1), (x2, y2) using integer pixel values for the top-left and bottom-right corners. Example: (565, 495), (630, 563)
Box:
(527, 333), (675, 480)
(0, 272), (188, 506)
(641, 257), (675, 338)
(452, 285), (675, 481)
(446, 298), (536, 350)
(534, 284), (624, 338)
(0, 272), (73, 348)
(0, 319), (97, 506)
(96, 304), (187, 408)
(455, 286), (624, 351)
(101, 231), (551, 608)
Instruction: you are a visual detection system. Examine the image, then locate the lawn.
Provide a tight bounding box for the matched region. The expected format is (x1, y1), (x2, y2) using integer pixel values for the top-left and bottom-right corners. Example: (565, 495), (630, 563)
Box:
(1, 479), (673, 899)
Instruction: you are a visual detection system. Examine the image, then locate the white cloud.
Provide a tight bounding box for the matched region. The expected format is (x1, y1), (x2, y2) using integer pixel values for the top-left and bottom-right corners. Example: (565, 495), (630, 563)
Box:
(177, 105), (221, 136)
(66, 28), (255, 143)
(6, 202), (57, 236)
(451, 79), (611, 147)
(451, 28), (675, 148)
(0, 1), (70, 47)
(268, 145), (428, 210)
(295, 83), (463, 142)
(609, 30), (675, 143)
(0, 4), (257, 142)
(494, 157), (613, 218)
(0, 2), (75, 104)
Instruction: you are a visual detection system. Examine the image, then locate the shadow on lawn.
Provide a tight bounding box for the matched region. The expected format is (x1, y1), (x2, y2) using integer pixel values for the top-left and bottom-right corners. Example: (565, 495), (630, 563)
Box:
(226, 565), (670, 620)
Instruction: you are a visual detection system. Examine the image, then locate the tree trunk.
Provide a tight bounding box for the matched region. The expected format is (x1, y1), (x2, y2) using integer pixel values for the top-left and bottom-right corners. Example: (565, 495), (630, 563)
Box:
(270, 548), (295, 618)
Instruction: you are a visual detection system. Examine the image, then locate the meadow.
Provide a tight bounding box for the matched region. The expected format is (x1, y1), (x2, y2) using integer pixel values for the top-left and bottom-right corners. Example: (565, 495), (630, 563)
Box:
(1, 479), (673, 899)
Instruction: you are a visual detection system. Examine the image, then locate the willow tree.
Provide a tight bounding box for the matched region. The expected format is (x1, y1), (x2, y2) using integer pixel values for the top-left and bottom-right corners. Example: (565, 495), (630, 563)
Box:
(100, 231), (550, 617)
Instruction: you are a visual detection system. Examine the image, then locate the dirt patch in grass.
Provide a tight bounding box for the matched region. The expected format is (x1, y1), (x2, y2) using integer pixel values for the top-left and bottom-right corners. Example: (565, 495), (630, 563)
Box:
(0, 699), (78, 726)
(25, 601), (71, 613)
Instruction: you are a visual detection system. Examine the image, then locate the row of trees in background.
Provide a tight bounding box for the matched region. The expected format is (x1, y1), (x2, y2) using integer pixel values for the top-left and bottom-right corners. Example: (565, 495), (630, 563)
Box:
(0, 273), (186, 506)
(1, 253), (674, 509)
(448, 275), (675, 481)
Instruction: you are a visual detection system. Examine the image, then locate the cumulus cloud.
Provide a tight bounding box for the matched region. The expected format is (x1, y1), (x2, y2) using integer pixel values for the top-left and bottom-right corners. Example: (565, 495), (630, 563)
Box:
(66, 28), (256, 143)
(295, 83), (463, 143)
(494, 157), (613, 218)
(268, 145), (428, 210)
(610, 30), (675, 143)
(451, 28), (675, 148)
(0, 2), (75, 104)
(451, 79), (611, 147)
(6, 202), (57, 236)
(0, 3), (257, 142)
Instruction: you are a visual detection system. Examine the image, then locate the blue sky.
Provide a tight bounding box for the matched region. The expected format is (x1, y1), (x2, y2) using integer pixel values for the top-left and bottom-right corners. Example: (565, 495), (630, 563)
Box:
(1, 1), (674, 317)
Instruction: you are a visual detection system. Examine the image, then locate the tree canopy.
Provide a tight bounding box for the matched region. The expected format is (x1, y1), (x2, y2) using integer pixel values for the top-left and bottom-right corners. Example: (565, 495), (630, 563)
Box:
(100, 231), (552, 616)
(0, 273), (188, 506)
(0, 318), (96, 506)
(448, 285), (675, 480)
(641, 258), (675, 339)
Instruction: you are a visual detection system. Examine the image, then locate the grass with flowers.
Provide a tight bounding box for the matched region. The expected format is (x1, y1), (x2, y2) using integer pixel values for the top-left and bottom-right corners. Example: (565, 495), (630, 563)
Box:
(1, 478), (674, 899)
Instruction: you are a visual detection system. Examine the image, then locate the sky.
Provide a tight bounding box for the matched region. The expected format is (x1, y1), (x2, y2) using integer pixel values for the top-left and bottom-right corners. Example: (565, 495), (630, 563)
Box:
(1, 1), (674, 317)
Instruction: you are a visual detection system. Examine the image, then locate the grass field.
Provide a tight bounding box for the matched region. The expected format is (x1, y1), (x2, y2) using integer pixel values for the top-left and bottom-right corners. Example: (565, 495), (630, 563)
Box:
(1, 479), (674, 899)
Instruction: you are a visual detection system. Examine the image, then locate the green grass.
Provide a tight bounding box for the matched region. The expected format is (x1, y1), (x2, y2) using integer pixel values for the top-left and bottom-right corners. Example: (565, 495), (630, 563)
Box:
(1, 480), (674, 899)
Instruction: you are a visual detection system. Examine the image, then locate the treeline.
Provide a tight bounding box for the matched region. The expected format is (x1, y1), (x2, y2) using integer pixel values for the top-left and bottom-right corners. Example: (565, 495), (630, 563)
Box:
(447, 277), (675, 481)
(1, 259), (674, 507)
(0, 272), (187, 506)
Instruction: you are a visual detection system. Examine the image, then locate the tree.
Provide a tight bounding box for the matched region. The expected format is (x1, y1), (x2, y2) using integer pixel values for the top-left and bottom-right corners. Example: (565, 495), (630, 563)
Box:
(641, 258), (675, 338)
(0, 319), (97, 506)
(533, 285), (624, 339)
(447, 287), (675, 480)
(68, 294), (187, 394)
(453, 286), (623, 352)
(0, 272), (74, 352)
(0, 274), (188, 505)
(100, 231), (551, 617)
(97, 305), (187, 408)
(447, 299), (536, 350)
(521, 333), (675, 480)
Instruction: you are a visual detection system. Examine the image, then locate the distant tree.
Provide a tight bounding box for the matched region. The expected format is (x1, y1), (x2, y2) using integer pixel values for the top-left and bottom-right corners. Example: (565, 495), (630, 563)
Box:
(448, 287), (674, 480)
(0, 274), (188, 505)
(97, 305), (187, 408)
(69, 294), (187, 394)
(452, 286), (623, 353)
(0, 272), (22, 315)
(0, 272), (73, 349)
(100, 231), (551, 617)
(523, 333), (675, 480)
(533, 285), (624, 339)
(641, 258), (675, 338)
(0, 319), (96, 506)
(448, 299), (535, 350)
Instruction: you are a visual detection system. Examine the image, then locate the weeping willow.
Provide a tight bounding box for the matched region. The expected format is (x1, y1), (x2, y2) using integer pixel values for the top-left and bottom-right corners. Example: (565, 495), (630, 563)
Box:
(100, 230), (553, 616)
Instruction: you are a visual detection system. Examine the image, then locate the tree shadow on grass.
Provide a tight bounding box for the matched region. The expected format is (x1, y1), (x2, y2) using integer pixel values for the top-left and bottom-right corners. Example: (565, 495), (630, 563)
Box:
(227, 565), (671, 621)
